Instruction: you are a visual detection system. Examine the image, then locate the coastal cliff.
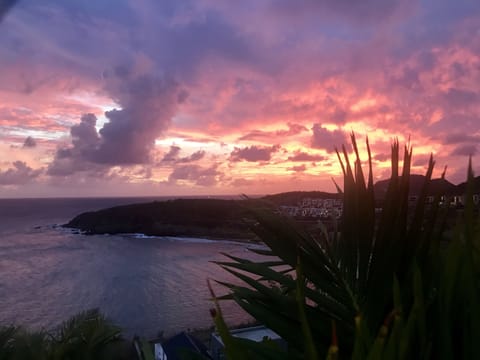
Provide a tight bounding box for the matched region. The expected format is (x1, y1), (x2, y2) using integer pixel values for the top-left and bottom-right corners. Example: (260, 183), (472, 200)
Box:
(65, 176), (477, 240)
(64, 198), (260, 240)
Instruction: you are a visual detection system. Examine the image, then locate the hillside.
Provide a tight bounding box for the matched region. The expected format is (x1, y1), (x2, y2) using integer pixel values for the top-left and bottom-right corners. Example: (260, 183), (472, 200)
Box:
(374, 174), (457, 199)
(455, 176), (480, 194)
(65, 176), (480, 238)
(261, 191), (341, 206)
(65, 198), (259, 240)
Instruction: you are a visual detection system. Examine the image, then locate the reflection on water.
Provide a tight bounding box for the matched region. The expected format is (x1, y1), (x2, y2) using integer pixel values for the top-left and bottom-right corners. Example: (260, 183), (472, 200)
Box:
(0, 198), (261, 337)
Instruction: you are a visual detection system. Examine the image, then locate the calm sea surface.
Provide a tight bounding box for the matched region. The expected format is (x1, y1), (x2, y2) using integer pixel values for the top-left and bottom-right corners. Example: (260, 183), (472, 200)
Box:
(0, 197), (261, 337)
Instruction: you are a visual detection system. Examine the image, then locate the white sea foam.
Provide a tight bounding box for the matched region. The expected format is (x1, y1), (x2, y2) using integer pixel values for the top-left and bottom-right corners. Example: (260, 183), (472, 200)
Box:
(128, 233), (248, 246)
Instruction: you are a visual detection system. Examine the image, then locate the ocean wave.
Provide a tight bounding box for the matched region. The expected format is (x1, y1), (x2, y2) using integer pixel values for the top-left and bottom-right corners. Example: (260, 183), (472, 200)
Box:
(126, 233), (158, 239)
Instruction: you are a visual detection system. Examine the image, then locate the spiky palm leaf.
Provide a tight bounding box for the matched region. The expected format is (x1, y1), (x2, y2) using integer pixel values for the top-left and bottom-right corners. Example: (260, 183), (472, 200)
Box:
(213, 135), (471, 359)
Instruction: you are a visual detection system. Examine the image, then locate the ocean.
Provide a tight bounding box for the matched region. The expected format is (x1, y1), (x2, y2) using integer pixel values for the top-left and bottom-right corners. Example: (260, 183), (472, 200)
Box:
(0, 197), (260, 337)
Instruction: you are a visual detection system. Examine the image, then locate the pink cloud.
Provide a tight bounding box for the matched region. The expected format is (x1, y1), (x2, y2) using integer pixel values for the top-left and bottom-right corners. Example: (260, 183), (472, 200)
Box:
(0, 0), (479, 196)
(160, 145), (206, 163)
(287, 151), (326, 162)
(239, 123), (307, 141)
(311, 125), (348, 153)
(168, 164), (221, 186)
(452, 144), (477, 157)
(0, 161), (42, 185)
(230, 178), (255, 187)
(287, 164), (307, 172)
(230, 145), (281, 162)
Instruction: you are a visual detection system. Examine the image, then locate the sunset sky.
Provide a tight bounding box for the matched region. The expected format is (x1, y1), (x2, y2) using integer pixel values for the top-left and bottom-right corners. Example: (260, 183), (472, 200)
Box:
(0, 0), (479, 197)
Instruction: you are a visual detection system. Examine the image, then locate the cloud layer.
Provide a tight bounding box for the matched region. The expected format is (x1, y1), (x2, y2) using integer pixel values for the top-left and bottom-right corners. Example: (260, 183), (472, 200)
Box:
(0, 0), (478, 196)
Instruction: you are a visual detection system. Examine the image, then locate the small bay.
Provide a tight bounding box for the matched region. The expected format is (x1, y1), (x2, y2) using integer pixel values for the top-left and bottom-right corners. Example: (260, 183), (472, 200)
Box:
(0, 197), (258, 337)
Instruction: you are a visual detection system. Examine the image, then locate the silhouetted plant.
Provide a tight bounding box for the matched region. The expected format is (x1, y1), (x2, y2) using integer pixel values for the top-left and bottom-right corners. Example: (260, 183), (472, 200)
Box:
(0, 309), (126, 360)
(211, 134), (480, 359)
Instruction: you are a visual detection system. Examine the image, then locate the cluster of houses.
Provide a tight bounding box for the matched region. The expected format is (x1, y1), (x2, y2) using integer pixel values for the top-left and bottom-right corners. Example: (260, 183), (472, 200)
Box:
(421, 193), (480, 207)
(375, 175), (480, 209)
(277, 197), (343, 219)
(276, 189), (480, 222)
(134, 178), (480, 360)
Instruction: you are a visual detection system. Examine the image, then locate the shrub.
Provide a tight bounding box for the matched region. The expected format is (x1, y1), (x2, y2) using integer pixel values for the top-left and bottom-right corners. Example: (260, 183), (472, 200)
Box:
(0, 309), (126, 360)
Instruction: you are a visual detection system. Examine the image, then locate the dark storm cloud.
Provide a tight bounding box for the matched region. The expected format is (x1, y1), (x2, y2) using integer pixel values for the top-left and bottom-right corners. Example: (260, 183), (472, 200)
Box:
(311, 124), (348, 153)
(230, 145), (280, 162)
(47, 113), (100, 176)
(97, 72), (183, 164)
(48, 70), (185, 175)
(22, 136), (36, 148)
(70, 113), (100, 153)
(0, 161), (42, 185)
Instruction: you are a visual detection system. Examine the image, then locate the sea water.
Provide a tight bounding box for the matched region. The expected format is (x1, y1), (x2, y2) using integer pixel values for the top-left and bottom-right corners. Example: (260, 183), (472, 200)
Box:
(0, 197), (260, 337)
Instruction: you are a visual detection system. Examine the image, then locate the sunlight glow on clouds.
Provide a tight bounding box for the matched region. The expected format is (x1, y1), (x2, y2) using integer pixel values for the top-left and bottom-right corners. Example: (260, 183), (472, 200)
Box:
(0, 0), (478, 197)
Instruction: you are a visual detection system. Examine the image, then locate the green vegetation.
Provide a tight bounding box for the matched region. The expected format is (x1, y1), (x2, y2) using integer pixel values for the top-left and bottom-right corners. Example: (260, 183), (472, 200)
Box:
(212, 135), (480, 359)
(0, 309), (131, 360)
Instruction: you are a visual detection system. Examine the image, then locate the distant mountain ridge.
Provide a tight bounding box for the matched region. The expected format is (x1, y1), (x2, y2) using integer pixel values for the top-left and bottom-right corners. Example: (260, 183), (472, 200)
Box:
(261, 191), (341, 206)
(374, 175), (454, 199)
(455, 176), (480, 194)
(263, 175), (480, 205)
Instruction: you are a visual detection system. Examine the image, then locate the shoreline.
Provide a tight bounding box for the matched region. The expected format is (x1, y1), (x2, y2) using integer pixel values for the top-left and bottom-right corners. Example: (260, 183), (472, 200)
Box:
(61, 225), (260, 245)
